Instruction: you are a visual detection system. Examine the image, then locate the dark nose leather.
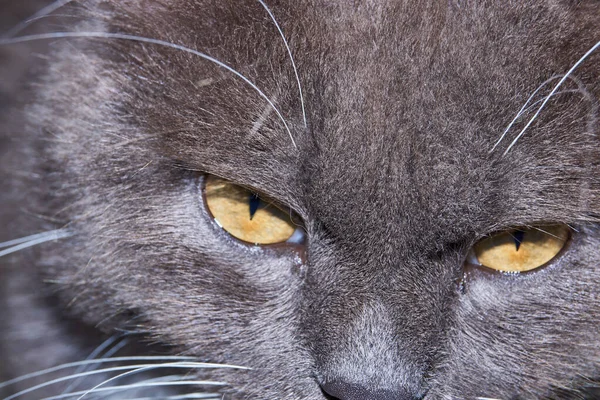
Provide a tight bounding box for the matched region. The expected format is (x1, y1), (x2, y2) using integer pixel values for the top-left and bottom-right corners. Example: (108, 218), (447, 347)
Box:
(321, 381), (414, 400)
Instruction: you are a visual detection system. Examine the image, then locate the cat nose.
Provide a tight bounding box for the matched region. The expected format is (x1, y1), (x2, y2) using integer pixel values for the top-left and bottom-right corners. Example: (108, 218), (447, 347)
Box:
(321, 381), (415, 400)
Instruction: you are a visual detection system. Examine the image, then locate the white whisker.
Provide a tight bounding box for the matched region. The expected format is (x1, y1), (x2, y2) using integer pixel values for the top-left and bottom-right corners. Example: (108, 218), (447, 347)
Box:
(126, 394), (220, 400)
(257, 0), (307, 128)
(527, 225), (566, 241)
(0, 229), (70, 249)
(2, 0), (74, 38)
(74, 362), (231, 400)
(490, 75), (564, 153)
(0, 229), (73, 258)
(60, 335), (126, 395)
(40, 381), (227, 400)
(98, 338), (130, 359)
(523, 89), (583, 112)
(107, 375), (224, 399)
(0, 32), (297, 148)
(5, 362), (240, 400)
(0, 356), (196, 389)
(502, 40), (600, 156)
(120, 374), (189, 384)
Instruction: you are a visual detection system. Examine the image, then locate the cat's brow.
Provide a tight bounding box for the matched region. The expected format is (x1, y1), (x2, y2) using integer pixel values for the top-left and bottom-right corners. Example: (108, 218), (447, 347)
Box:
(497, 40), (600, 156)
(0, 32), (298, 149)
(491, 75), (591, 154)
(490, 75), (567, 153)
(494, 86), (589, 154)
(257, 0), (307, 128)
(2, 0), (308, 131)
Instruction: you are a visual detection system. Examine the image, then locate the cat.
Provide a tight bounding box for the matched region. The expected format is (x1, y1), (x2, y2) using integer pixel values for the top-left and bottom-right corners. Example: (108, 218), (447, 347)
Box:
(1, 0), (600, 399)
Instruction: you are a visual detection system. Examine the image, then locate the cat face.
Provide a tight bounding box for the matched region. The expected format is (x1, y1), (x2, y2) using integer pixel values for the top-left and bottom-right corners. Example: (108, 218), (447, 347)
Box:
(3, 0), (600, 398)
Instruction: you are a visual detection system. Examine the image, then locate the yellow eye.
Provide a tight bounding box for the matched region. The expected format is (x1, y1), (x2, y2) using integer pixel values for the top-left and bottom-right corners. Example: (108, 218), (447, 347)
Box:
(204, 175), (298, 245)
(472, 225), (570, 273)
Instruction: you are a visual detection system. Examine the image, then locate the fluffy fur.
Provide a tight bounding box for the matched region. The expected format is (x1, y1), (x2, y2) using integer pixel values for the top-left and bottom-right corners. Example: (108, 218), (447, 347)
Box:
(1, 0), (600, 399)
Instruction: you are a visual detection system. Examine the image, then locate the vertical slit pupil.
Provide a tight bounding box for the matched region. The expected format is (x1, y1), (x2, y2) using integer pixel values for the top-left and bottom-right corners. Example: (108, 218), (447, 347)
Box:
(249, 193), (261, 220)
(513, 230), (525, 251)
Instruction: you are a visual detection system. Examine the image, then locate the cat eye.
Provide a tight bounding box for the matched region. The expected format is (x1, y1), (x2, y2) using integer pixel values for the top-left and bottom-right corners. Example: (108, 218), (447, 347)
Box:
(203, 175), (303, 245)
(470, 225), (570, 273)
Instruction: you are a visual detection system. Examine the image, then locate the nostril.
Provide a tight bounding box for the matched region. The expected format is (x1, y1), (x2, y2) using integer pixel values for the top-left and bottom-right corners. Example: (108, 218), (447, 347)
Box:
(321, 381), (414, 400)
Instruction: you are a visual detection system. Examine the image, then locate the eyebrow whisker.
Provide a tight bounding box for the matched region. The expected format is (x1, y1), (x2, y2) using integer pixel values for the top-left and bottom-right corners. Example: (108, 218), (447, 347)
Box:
(0, 32), (298, 149)
(257, 0), (307, 128)
(502, 40), (600, 156)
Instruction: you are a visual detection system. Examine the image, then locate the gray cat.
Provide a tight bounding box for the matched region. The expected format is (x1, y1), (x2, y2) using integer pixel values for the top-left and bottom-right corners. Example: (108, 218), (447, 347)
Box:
(1, 1), (599, 399)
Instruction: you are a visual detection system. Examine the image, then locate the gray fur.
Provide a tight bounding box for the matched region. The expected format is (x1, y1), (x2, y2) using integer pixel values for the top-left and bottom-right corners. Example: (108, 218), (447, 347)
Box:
(1, 0), (600, 398)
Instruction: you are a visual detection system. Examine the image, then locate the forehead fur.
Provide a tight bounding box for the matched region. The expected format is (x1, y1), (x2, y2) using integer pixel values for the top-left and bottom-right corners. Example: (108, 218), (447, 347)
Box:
(99, 0), (600, 236)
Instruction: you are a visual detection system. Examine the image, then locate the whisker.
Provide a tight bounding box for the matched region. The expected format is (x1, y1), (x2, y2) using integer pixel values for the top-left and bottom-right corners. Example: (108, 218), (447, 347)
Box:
(502, 40), (600, 156)
(60, 335), (126, 395)
(106, 374), (223, 399)
(97, 338), (130, 359)
(0, 229), (71, 249)
(5, 362), (240, 400)
(126, 394), (221, 400)
(0, 229), (73, 258)
(0, 356), (197, 389)
(526, 225), (566, 241)
(257, 0), (307, 128)
(73, 363), (231, 400)
(0, 32), (297, 148)
(521, 89), (583, 113)
(490, 75), (564, 153)
(40, 381), (228, 400)
(505, 88), (585, 136)
(117, 374), (189, 384)
(1, 0), (74, 39)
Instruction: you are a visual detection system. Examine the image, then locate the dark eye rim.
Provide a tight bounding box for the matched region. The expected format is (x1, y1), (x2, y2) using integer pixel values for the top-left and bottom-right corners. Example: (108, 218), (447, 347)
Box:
(199, 173), (307, 250)
(464, 224), (573, 276)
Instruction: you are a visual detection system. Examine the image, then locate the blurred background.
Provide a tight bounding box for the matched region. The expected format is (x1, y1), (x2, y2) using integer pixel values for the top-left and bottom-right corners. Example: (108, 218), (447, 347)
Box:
(0, 0), (57, 249)
(0, 1), (57, 99)
(0, 1), (61, 384)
